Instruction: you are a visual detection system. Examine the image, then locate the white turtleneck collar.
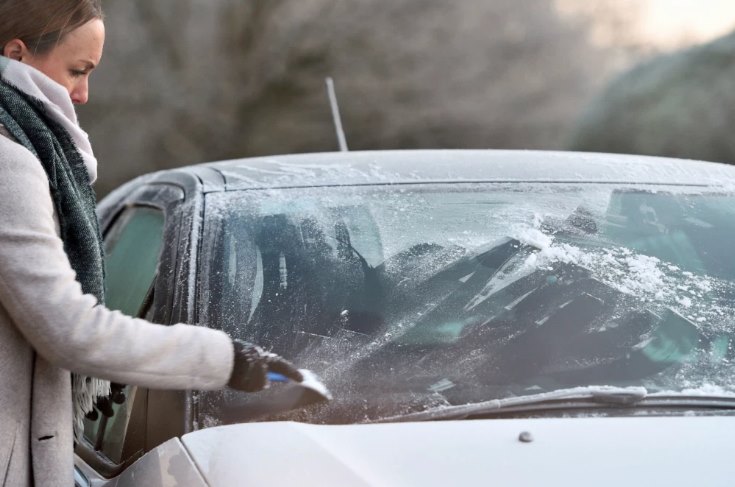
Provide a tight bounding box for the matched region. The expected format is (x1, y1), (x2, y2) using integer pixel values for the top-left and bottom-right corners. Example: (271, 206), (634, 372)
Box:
(0, 55), (98, 183)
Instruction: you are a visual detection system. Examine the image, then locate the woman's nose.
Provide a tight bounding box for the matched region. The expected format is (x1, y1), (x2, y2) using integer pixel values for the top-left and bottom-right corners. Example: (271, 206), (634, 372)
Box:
(71, 79), (89, 105)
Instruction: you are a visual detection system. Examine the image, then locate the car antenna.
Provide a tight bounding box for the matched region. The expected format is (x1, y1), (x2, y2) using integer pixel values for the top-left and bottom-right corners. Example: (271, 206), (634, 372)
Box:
(325, 77), (349, 152)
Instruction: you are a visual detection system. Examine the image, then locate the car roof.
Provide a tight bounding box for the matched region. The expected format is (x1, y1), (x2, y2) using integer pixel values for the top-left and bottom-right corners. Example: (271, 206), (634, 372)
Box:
(162, 150), (735, 192)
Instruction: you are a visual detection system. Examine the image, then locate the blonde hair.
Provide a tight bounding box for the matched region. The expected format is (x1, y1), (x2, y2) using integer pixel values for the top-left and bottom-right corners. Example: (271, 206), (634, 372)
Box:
(0, 0), (103, 55)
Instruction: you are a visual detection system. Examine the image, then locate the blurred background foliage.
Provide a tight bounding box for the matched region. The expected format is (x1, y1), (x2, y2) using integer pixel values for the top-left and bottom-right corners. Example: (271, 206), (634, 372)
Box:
(81, 0), (735, 196)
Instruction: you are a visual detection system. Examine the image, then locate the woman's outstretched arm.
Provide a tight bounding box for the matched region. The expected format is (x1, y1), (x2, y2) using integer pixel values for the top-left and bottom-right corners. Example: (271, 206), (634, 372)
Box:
(0, 136), (234, 390)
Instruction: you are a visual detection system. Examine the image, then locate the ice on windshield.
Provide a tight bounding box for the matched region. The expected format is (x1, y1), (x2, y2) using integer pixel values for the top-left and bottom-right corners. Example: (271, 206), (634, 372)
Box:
(196, 182), (735, 425)
(507, 226), (730, 332)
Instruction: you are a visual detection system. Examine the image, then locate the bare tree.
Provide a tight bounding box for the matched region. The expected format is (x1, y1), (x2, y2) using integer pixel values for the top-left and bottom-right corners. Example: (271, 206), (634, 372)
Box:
(83, 0), (620, 196)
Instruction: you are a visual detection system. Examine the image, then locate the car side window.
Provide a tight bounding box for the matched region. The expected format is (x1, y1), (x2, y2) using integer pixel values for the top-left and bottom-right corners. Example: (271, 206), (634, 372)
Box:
(103, 206), (166, 316)
(82, 205), (165, 466)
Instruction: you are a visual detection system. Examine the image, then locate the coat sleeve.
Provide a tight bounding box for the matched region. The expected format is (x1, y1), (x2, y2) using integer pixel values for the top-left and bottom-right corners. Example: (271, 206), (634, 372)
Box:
(0, 138), (234, 390)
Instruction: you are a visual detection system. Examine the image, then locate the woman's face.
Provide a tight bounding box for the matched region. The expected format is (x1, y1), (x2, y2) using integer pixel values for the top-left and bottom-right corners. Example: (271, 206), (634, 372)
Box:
(11, 19), (105, 105)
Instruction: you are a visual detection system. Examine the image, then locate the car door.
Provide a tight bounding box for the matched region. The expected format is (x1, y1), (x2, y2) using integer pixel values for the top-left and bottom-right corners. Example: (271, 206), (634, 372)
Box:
(74, 182), (195, 485)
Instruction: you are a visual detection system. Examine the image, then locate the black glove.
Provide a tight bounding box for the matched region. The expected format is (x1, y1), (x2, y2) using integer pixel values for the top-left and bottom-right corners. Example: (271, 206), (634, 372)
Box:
(84, 382), (127, 421)
(227, 340), (303, 392)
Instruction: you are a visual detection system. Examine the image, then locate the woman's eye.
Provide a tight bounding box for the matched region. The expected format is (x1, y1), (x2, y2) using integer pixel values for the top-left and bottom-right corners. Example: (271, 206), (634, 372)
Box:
(70, 70), (86, 78)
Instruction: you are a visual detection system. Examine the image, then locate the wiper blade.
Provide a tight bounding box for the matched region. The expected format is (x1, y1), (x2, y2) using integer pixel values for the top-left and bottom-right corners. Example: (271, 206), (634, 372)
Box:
(374, 386), (735, 422)
(642, 393), (735, 410)
(375, 386), (646, 422)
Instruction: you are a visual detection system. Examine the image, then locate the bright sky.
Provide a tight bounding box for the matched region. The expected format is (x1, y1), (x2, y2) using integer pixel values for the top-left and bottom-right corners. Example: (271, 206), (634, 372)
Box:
(642, 0), (735, 46)
(557, 0), (735, 49)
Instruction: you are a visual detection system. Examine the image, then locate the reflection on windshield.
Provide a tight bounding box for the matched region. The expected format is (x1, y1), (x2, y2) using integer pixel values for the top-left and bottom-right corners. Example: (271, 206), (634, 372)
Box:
(197, 184), (735, 425)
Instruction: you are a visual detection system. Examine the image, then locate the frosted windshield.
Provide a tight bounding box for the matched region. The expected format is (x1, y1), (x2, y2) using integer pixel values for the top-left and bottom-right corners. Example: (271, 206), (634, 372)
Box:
(197, 182), (735, 424)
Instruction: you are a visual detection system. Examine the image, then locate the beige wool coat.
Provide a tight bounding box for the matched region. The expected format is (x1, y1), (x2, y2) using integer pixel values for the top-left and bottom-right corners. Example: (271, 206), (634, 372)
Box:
(0, 132), (235, 486)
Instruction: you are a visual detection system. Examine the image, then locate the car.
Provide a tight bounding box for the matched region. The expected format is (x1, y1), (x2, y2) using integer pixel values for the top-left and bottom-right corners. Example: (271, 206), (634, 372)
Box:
(74, 149), (735, 486)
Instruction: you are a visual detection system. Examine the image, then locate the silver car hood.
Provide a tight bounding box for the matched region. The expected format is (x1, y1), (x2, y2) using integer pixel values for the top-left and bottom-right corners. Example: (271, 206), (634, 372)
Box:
(181, 417), (735, 486)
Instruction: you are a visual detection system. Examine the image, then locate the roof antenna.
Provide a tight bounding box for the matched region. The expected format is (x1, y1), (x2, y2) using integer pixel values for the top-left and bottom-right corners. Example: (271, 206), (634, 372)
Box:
(325, 77), (349, 152)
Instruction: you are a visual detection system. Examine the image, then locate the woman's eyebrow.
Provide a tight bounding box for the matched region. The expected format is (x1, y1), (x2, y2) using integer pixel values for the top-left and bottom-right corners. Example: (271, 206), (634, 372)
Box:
(79, 61), (97, 71)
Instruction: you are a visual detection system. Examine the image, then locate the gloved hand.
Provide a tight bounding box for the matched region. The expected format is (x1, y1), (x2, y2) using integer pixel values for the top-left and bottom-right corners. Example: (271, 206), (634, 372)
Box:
(84, 382), (127, 421)
(227, 340), (303, 392)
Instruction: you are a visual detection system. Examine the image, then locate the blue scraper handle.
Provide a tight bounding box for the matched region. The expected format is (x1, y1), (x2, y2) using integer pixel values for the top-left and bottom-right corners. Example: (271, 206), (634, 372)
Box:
(267, 369), (333, 401)
(267, 372), (289, 382)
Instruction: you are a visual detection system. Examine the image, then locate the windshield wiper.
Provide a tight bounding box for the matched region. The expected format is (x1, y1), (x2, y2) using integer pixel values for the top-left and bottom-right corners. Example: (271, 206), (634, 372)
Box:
(373, 386), (735, 422)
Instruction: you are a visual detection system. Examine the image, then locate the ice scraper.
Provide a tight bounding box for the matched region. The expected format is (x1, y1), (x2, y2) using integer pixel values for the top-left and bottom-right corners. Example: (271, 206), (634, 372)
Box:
(267, 369), (333, 402)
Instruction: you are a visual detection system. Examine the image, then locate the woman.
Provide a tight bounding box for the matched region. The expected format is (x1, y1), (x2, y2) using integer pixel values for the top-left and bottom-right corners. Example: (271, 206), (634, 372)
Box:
(0, 2), (302, 486)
